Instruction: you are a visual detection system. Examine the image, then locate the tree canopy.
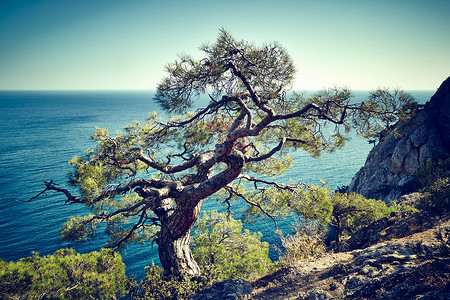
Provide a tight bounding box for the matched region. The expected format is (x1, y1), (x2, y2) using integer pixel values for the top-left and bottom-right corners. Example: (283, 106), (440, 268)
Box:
(32, 29), (416, 276)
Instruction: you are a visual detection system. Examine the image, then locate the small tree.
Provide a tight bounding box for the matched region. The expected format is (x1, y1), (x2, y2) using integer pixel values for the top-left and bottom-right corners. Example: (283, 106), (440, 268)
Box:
(133, 212), (271, 300)
(132, 262), (206, 300)
(31, 29), (414, 277)
(290, 186), (393, 247)
(354, 88), (418, 143)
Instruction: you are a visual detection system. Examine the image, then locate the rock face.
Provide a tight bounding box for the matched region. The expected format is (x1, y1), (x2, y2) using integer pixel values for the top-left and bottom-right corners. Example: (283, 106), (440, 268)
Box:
(348, 77), (450, 202)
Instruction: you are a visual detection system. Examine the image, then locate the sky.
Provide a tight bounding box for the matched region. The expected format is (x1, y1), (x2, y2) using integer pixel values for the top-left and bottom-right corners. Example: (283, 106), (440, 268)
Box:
(0, 0), (449, 91)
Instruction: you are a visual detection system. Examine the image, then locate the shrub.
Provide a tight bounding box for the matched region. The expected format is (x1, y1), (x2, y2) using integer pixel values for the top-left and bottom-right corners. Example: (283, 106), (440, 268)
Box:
(133, 211), (273, 299)
(192, 211), (273, 283)
(415, 157), (450, 211)
(292, 186), (397, 247)
(0, 248), (128, 300)
(131, 262), (207, 300)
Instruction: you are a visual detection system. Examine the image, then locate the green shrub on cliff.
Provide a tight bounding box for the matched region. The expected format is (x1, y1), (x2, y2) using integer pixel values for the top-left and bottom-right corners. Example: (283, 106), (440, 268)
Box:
(292, 187), (397, 247)
(0, 248), (128, 300)
(131, 263), (207, 300)
(416, 157), (450, 211)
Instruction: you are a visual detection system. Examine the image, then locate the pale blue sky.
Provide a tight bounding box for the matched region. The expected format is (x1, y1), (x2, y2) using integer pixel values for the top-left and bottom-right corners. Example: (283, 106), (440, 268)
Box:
(0, 0), (448, 90)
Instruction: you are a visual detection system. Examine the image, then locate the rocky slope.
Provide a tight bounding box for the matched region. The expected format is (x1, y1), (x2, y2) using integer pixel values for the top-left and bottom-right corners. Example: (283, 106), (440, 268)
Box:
(348, 77), (450, 202)
(192, 200), (450, 300)
(251, 210), (450, 300)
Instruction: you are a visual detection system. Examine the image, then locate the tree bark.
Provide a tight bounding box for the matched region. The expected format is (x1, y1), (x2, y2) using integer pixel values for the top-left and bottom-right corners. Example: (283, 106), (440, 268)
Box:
(155, 195), (204, 277)
(157, 226), (201, 277)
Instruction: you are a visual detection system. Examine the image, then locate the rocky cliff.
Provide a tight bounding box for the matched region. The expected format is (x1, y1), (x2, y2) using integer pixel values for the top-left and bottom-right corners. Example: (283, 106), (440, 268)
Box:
(348, 77), (450, 202)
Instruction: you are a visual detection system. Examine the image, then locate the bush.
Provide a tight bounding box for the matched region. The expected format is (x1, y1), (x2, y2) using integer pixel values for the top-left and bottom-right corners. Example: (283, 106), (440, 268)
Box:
(0, 248), (128, 300)
(276, 222), (325, 265)
(415, 157), (450, 211)
(131, 262), (207, 300)
(192, 211), (273, 283)
(292, 186), (399, 247)
(329, 192), (389, 237)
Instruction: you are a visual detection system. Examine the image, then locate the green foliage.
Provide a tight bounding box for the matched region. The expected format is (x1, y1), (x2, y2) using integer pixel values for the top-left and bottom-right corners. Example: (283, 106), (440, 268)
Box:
(351, 88), (418, 141)
(415, 157), (450, 211)
(291, 186), (395, 245)
(290, 185), (334, 227)
(192, 211), (273, 283)
(68, 156), (120, 199)
(235, 182), (308, 224)
(244, 153), (294, 177)
(60, 214), (99, 243)
(131, 263), (207, 300)
(131, 211), (274, 299)
(276, 222), (326, 265)
(155, 28), (296, 114)
(68, 122), (156, 202)
(329, 192), (391, 235)
(0, 248), (128, 300)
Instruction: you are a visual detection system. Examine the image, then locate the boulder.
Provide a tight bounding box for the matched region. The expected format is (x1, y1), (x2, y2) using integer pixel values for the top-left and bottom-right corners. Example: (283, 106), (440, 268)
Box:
(343, 208), (448, 252)
(191, 279), (252, 300)
(348, 77), (450, 202)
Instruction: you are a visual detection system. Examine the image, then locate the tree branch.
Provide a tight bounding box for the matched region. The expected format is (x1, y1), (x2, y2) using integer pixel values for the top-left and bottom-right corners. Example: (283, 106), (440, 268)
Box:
(29, 177), (180, 206)
(228, 61), (274, 116)
(235, 96), (253, 130)
(137, 149), (204, 174)
(166, 97), (226, 127)
(26, 180), (84, 203)
(225, 185), (278, 230)
(245, 137), (306, 162)
(238, 174), (306, 191)
(115, 208), (148, 249)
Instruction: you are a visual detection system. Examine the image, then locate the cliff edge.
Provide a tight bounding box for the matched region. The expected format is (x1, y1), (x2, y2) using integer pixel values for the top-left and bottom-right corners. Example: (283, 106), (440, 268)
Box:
(348, 77), (450, 202)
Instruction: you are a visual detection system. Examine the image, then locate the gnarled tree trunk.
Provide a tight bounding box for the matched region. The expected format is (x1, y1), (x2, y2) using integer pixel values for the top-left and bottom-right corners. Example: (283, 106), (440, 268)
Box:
(155, 198), (204, 277)
(154, 149), (245, 277)
(157, 228), (200, 277)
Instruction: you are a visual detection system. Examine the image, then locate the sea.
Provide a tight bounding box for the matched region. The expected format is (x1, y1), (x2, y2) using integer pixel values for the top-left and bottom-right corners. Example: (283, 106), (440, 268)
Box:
(0, 90), (434, 279)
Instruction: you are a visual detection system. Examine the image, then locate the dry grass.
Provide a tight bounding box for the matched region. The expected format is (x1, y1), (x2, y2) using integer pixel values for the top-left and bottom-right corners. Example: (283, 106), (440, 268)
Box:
(275, 223), (326, 266)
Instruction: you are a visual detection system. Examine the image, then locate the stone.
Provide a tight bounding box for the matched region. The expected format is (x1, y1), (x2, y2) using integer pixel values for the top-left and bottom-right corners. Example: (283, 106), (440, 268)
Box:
(191, 279), (252, 300)
(390, 137), (410, 174)
(299, 289), (333, 300)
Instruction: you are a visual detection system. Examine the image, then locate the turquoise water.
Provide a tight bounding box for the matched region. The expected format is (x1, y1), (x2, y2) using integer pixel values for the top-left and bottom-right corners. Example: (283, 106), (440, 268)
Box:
(0, 90), (434, 278)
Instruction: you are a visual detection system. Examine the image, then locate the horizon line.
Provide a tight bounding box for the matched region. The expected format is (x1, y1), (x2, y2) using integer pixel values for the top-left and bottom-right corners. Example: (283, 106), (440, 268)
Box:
(0, 88), (437, 92)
